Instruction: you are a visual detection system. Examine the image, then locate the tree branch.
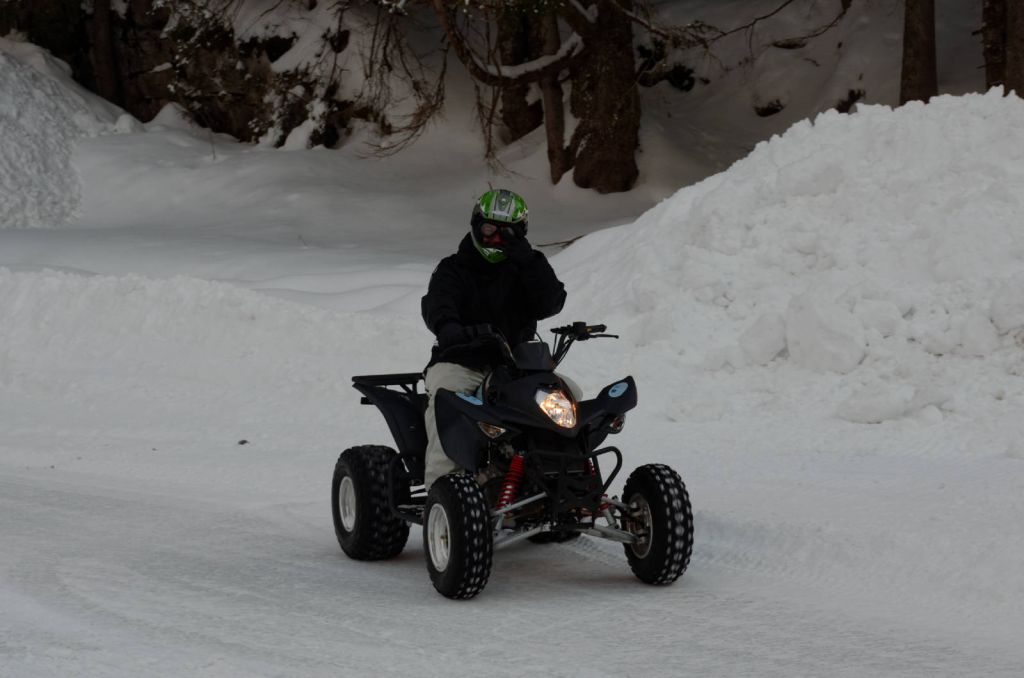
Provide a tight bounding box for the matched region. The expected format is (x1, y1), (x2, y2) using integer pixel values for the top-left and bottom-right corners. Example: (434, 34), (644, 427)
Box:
(429, 0), (584, 86)
(603, 0), (716, 49)
(709, 0), (850, 55)
(710, 0), (800, 42)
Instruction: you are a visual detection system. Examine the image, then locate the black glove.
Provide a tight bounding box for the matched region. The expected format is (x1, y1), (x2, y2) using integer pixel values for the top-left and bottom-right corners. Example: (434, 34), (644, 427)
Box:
(438, 322), (499, 349)
(503, 234), (533, 266)
(437, 322), (468, 348)
(467, 323), (495, 340)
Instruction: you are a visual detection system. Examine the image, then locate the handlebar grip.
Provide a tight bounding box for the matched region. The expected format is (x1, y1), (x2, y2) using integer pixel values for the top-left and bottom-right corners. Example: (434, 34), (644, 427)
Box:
(550, 322), (610, 336)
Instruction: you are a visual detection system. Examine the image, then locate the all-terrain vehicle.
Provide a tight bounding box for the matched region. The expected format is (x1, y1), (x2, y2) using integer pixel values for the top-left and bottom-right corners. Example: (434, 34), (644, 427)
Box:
(331, 322), (694, 599)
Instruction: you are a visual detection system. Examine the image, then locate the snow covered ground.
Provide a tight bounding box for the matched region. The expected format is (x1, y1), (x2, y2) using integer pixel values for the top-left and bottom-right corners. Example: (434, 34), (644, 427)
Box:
(3, 19), (1024, 678)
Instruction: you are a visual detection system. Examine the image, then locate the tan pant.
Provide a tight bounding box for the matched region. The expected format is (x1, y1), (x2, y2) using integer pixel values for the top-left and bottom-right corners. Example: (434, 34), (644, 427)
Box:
(423, 362), (585, 488)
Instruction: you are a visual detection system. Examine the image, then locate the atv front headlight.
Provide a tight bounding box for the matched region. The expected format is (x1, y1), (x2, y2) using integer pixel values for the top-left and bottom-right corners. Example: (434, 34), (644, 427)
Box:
(535, 389), (576, 428)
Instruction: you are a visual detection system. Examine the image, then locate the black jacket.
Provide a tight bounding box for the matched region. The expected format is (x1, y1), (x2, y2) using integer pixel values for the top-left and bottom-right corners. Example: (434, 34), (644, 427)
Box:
(422, 234), (567, 368)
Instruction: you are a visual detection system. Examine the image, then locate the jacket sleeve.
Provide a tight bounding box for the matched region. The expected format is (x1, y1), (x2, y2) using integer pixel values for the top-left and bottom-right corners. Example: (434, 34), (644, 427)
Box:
(421, 259), (465, 335)
(515, 250), (566, 321)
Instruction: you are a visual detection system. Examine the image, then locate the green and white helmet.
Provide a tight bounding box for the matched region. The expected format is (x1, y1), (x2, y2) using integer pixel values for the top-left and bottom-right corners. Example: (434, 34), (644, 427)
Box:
(470, 189), (529, 263)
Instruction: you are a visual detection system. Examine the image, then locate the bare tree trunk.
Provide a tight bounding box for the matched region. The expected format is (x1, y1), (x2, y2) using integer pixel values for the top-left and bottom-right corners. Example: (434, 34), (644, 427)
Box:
(983, 0), (1007, 89)
(568, 0), (640, 194)
(89, 0), (120, 104)
(1006, 0), (1024, 95)
(498, 8), (542, 143)
(116, 0), (174, 121)
(538, 11), (570, 184)
(900, 0), (937, 104)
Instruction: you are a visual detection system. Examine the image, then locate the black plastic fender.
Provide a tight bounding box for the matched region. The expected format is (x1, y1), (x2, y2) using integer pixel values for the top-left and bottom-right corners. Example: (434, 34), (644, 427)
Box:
(576, 376), (637, 429)
(434, 388), (494, 472)
(352, 382), (428, 479)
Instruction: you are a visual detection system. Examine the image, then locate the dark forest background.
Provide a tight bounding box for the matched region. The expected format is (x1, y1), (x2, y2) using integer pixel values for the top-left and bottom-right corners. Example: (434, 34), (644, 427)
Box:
(2, 0), (1021, 193)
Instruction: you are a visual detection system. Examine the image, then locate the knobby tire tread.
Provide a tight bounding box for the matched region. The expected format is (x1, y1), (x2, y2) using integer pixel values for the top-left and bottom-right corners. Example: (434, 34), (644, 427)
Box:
(623, 463), (694, 585)
(332, 445), (410, 561)
(424, 474), (493, 599)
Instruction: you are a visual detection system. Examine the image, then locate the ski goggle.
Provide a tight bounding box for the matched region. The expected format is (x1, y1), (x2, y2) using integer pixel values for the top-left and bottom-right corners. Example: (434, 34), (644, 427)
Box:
(480, 221), (524, 242)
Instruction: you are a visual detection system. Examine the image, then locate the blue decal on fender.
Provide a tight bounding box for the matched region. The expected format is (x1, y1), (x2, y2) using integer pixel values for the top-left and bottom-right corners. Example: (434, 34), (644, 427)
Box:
(608, 382), (629, 398)
(457, 392), (483, 406)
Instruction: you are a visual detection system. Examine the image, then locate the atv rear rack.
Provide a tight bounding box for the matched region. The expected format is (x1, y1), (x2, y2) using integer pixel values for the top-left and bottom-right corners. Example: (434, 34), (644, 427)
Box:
(352, 373), (424, 399)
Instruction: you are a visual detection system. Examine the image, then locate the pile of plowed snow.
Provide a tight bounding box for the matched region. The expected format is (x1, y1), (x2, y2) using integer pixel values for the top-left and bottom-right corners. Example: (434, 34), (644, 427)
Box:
(0, 267), (423, 420)
(0, 36), (121, 227)
(561, 91), (1024, 424)
(0, 267), (429, 495)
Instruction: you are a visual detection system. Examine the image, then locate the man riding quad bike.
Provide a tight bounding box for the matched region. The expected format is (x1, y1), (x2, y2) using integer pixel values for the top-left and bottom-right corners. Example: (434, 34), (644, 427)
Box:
(330, 190), (694, 599)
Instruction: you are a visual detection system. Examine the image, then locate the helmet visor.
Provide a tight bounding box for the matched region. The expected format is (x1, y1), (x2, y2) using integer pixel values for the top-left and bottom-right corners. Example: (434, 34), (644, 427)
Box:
(479, 222), (522, 247)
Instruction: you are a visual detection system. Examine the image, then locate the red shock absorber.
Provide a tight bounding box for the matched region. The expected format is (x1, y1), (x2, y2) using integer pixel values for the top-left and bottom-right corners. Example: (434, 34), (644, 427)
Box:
(496, 454), (525, 509)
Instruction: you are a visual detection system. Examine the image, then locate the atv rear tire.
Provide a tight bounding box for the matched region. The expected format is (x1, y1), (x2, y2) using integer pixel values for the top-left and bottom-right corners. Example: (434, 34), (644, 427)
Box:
(423, 474), (493, 599)
(622, 463), (693, 585)
(332, 445), (410, 560)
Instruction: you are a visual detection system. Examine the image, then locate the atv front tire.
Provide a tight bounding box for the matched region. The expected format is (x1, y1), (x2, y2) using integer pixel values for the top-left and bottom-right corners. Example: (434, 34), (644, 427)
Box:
(622, 463), (693, 585)
(332, 445), (410, 560)
(423, 474), (493, 599)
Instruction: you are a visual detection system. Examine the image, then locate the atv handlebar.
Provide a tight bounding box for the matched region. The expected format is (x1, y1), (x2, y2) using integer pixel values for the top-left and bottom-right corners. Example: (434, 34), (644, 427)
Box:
(439, 321), (615, 369)
(551, 322), (618, 341)
(550, 321), (618, 365)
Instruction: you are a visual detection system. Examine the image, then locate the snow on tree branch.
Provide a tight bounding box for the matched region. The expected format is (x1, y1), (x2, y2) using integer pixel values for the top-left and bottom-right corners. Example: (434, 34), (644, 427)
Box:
(483, 33), (583, 78)
(430, 0), (585, 86)
(568, 0), (598, 24)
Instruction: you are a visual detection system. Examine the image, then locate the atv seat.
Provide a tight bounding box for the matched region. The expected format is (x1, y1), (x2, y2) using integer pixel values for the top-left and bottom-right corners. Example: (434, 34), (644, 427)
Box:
(352, 373), (428, 481)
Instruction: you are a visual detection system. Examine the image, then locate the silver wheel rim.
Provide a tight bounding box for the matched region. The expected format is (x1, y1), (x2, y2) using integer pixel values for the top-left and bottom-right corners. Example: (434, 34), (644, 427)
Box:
(628, 494), (654, 559)
(339, 476), (357, 532)
(427, 504), (451, 572)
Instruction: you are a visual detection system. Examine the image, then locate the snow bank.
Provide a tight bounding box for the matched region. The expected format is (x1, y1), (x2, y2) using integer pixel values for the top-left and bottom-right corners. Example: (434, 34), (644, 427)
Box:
(0, 267), (427, 494)
(561, 91), (1024, 422)
(0, 36), (122, 228)
(0, 267), (422, 409)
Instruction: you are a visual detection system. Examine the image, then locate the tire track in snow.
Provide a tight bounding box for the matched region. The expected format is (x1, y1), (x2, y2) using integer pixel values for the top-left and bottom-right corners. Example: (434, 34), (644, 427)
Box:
(3, 472), (1024, 677)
